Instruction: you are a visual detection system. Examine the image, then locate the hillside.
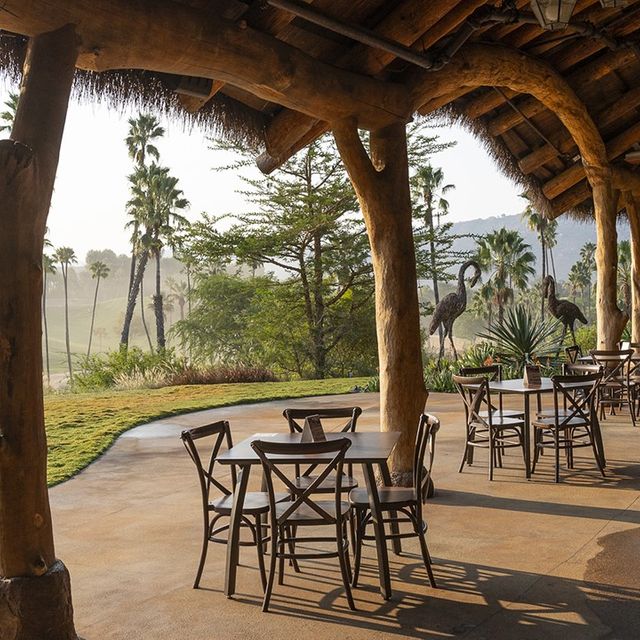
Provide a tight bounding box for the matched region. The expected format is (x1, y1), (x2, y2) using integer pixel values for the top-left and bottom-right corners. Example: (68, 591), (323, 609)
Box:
(449, 213), (629, 280)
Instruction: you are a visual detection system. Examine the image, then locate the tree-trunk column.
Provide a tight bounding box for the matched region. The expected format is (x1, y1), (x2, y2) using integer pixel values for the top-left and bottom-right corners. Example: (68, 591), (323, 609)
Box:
(333, 120), (427, 484)
(587, 167), (628, 349)
(624, 192), (640, 344)
(0, 25), (79, 640)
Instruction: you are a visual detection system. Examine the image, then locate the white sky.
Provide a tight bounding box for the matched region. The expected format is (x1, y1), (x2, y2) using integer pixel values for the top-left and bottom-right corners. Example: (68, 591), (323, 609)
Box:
(3, 83), (525, 264)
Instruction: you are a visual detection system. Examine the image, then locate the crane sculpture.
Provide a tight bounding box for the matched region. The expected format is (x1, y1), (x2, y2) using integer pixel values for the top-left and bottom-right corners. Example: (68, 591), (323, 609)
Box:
(429, 260), (482, 360)
(543, 275), (588, 345)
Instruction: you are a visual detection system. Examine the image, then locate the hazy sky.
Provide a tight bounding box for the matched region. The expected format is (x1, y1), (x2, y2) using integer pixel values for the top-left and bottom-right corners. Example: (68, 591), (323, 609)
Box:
(2, 82), (525, 264)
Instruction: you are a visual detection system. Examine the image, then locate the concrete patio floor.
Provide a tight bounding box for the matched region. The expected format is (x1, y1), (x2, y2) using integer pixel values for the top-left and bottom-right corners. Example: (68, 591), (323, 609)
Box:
(51, 392), (640, 639)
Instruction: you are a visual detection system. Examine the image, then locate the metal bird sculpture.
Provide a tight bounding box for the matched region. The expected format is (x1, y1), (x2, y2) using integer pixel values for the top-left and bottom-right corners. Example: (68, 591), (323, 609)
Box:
(543, 275), (588, 345)
(429, 260), (482, 360)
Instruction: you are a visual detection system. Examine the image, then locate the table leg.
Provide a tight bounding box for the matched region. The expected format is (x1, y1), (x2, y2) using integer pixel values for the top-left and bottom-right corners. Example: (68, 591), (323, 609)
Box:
(591, 410), (607, 469)
(524, 394), (531, 479)
(363, 462), (392, 600)
(224, 463), (250, 597)
(379, 462), (401, 555)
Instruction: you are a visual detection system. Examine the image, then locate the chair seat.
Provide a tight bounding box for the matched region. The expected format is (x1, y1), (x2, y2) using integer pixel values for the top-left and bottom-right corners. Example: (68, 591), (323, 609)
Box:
(470, 415), (524, 429)
(536, 409), (574, 419)
(532, 417), (589, 429)
(478, 409), (524, 419)
(349, 486), (417, 508)
(294, 474), (358, 493)
(275, 500), (351, 524)
(210, 491), (289, 515)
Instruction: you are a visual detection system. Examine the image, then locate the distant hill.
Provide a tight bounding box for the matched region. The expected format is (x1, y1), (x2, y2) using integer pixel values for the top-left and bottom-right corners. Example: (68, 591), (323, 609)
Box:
(448, 213), (630, 281)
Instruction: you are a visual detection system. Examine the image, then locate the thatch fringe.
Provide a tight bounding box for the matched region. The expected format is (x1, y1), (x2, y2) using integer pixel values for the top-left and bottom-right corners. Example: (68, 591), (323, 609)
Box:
(431, 102), (596, 221)
(0, 32), (266, 149)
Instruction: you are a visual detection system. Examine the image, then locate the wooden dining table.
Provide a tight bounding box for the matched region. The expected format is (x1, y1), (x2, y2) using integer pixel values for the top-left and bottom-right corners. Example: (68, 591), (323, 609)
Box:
(482, 377), (606, 477)
(216, 430), (401, 600)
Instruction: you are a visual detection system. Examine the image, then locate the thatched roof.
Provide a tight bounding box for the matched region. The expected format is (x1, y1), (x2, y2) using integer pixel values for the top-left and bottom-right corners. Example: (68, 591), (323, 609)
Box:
(3, 0), (640, 218)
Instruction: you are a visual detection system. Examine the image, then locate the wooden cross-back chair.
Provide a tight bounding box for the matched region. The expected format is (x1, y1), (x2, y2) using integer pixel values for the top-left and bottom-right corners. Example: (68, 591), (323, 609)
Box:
(458, 364), (523, 419)
(453, 374), (526, 480)
(590, 349), (637, 426)
(565, 345), (582, 364)
(251, 437), (355, 613)
(349, 413), (439, 591)
(181, 421), (274, 590)
(531, 372), (604, 482)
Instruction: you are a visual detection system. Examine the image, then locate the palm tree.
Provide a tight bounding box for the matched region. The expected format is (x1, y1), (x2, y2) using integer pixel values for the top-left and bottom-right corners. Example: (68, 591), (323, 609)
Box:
(54, 246), (77, 382)
(125, 114), (165, 297)
(166, 278), (188, 321)
(120, 164), (188, 350)
(521, 202), (558, 315)
(618, 240), (632, 313)
(474, 228), (536, 325)
(412, 165), (454, 353)
(0, 92), (18, 133)
(86, 261), (110, 357)
(42, 254), (56, 386)
(580, 242), (596, 320)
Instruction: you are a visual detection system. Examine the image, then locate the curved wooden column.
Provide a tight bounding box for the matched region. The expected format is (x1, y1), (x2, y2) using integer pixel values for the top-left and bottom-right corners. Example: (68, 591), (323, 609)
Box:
(411, 43), (627, 348)
(623, 191), (640, 343)
(0, 25), (79, 640)
(333, 120), (427, 483)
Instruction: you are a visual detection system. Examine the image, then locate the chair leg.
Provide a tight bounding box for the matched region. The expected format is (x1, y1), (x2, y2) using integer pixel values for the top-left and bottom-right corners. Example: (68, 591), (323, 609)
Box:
(193, 527), (210, 589)
(458, 443), (470, 473)
(348, 509), (357, 554)
(489, 432), (495, 481)
(277, 527), (286, 585)
(286, 525), (300, 573)
(417, 528), (437, 589)
(352, 508), (365, 588)
(254, 515), (267, 592)
(336, 525), (356, 611)
(554, 430), (560, 483)
(262, 523), (278, 613)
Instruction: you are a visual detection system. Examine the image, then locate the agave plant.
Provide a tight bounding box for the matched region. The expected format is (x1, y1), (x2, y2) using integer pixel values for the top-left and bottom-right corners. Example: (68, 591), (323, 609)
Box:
(478, 305), (562, 375)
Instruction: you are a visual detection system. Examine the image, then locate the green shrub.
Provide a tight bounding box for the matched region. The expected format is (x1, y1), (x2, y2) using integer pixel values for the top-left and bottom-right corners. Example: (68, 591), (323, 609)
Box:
(574, 325), (597, 354)
(362, 376), (380, 392)
(73, 348), (183, 391)
(478, 305), (562, 375)
(423, 358), (457, 393)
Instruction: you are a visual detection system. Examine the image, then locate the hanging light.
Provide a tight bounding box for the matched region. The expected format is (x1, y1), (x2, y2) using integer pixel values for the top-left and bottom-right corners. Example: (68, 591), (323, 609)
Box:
(530, 0), (578, 30)
(599, 0), (628, 7)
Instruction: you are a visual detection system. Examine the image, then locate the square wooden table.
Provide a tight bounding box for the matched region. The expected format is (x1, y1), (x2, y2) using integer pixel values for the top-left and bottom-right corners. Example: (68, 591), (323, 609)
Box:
(216, 430), (401, 600)
(484, 378), (606, 477)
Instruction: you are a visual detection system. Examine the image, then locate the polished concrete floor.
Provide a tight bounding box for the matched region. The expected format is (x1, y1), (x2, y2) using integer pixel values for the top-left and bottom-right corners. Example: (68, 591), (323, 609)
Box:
(51, 392), (640, 639)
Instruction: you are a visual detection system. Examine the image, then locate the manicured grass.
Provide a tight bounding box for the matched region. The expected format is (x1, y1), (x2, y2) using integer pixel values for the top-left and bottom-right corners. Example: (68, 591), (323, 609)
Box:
(45, 378), (368, 486)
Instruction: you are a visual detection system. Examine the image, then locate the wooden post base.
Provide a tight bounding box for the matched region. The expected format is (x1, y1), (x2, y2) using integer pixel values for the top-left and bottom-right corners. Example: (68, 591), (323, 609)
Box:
(0, 561), (78, 640)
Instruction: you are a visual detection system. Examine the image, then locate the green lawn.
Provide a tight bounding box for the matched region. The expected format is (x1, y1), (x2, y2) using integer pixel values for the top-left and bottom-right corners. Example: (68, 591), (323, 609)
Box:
(45, 378), (368, 486)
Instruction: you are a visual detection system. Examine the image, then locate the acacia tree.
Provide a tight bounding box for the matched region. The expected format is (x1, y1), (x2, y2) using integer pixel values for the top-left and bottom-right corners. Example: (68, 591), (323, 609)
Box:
(87, 260), (110, 357)
(182, 135), (374, 379)
(54, 246), (77, 381)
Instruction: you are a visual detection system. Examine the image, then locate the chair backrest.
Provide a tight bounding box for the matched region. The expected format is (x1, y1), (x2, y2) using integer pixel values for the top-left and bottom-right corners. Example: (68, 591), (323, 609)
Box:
(413, 414), (440, 503)
(181, 421), (236, 514)
(251, 438), (351, 527)
(282, 407), (362, 434)
(563, 362), (601, 376)
(458, 364), (503, 381)
(565, 345), (582, 363)
(550, 372), (602, 427)
(590, 349), (632, 385)
(452, 374), (492, 429)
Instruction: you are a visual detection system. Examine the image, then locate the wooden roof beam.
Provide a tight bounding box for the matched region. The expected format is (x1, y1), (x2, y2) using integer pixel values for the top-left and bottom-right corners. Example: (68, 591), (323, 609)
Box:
(543, 119), (640, 199)
(0, 0), (410, 131)
(519, 85), (640, 174)
(257, 0), (486, 173)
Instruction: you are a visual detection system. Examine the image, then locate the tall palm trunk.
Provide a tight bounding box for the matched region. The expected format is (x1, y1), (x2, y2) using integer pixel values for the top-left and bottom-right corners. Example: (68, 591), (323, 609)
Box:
(425, 198), (443, 353)
(153, 250), (165, 350)
(62, 266), (72, 381)
(540, 236), (546, 317)
(120, 250), (149, 348)
(86, 274), (101, 357)
(139, 277), (154, 352)
(43, 270), (51, 385)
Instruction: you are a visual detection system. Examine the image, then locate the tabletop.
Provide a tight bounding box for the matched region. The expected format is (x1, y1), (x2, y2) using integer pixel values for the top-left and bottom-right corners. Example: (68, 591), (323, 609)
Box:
(216, 431), (401, 465)
(578, 354), (640, 362)
(486, 378), (554, 394)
